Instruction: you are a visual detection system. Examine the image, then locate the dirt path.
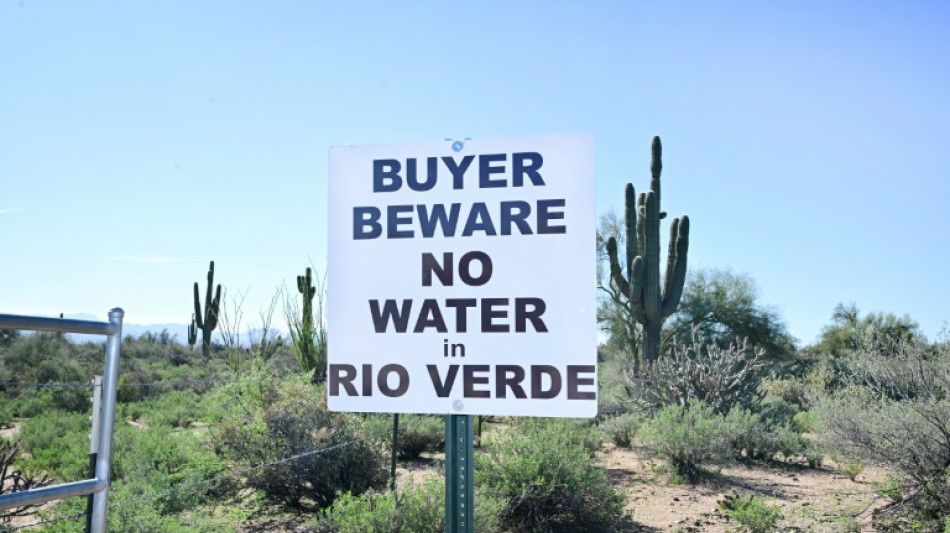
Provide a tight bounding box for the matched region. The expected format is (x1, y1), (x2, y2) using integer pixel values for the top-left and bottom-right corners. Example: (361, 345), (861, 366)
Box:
(602, 445), (889, 532)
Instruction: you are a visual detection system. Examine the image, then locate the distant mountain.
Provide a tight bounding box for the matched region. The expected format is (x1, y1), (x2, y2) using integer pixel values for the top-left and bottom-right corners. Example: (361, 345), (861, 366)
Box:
(20, 313), (286, 347)
(121, 322), (193, 343)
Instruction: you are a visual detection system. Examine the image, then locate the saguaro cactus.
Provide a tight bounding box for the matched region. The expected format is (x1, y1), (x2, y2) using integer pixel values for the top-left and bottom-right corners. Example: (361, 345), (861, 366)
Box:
(187, 313), (198, 350)
(295, 267), (317, 372)
(193, 261), (222, 358)
(606, 136), (690, 367)
(297, 267), (316, 328)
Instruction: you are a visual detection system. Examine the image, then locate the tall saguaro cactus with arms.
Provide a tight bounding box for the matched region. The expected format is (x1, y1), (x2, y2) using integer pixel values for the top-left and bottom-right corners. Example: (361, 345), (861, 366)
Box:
(193, 261), (222, 358)
(295, 267), (317, 371)
(606, 136), (690, 368)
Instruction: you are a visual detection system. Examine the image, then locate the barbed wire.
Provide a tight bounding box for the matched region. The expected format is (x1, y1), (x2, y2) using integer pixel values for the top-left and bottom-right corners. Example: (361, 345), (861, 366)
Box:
(0, 376), (324, 389)
(108, 426), (400, 510)
(2, 373), (347, 530)
(0, 381), (91, 388)
(6, 425), (402, 531)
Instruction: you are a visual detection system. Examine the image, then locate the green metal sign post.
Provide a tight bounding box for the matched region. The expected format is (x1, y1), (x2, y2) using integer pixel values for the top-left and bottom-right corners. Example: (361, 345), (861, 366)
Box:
(445, 414), (474, 533)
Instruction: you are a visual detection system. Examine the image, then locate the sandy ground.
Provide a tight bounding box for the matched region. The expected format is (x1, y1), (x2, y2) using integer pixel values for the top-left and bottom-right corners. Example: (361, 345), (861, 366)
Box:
(602, 445), (888, 533)
(384, 444), (889, 533)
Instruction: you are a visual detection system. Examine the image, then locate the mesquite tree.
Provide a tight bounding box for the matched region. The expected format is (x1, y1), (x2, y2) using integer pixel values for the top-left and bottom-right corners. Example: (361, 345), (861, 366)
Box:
(606, 136), (690, 369)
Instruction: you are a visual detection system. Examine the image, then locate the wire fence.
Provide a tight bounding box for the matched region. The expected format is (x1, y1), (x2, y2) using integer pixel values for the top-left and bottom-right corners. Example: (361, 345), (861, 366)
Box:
(0, 376), (322, 390)
(5, 423), (404, 531)
(1, 373), (373, 532)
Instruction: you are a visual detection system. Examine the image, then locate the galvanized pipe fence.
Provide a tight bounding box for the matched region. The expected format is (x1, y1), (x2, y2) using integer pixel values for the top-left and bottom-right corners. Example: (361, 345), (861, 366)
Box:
(4, 424), (406, 531)
(0, 358), (406, 533)
(0, 309), (124, 533)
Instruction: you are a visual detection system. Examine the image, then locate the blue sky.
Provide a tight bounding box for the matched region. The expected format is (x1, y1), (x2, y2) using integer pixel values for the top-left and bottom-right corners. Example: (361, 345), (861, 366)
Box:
(1, 1), (948, 346)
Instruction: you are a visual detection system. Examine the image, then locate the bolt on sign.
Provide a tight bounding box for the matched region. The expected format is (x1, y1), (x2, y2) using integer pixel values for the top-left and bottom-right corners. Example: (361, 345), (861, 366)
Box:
(327, 134), (596, 417)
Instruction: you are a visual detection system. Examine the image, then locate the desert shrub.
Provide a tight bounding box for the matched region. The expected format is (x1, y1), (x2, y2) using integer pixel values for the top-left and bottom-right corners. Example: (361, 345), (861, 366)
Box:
(1, 439), (55, 526)
(756, 396), (799, 427)
(816, 337), (950, 524)
(0, 333), (93, 412)
(621, 336), (768, 415)
(758, 376), (811, 408)
(362, 414), (444, 460)
(476, 419), (629, 532)
(0, 406), (12, 429)
(723, 494), (782, 533)
(215, 381), (387, 508)
(0, 332), (71, 383)
(107, 502), (234, 533)
(639, 399), (731, 481)
(110, 424), (228, 514)
(143, 389), (207, 428)
(396, 415), (444, 459)
(843, 335), (949, 401)
(839, 462), (863, 482)
(723, 407), (807, 461)
(508, 417), (602, 455)
(792, 410), (819, 433)
(318, 479), (502, 533)
(873, 474), (907, 503)
(17, 410), (90, 480)
(598, 412), (641, 448)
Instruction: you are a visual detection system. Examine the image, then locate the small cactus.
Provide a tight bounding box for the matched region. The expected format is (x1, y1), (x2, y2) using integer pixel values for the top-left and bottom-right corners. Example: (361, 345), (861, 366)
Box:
(606, 136), (690, 368)
(193, 261), (221, 358)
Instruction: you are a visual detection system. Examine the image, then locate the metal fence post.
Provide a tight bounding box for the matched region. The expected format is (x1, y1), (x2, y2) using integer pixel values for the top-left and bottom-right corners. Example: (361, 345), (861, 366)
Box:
(445, 414), (474, 533)
(90, 308), (123, 533)
(390, 413), (399, 492)
(85, 376), (102, 533)
(0, 310), (123, 519)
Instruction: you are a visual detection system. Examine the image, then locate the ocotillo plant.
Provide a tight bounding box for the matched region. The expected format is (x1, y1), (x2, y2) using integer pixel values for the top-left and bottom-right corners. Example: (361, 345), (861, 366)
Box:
(193, 261), (222, 358)
(187, 313), (197, 350)
(606, 136), (690, 369)
(294, 267), (318, 373)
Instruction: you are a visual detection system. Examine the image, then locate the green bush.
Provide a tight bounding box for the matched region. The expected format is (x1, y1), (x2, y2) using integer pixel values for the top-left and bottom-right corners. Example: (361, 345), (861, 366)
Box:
(18, 409), (90, 480)
(756, 396), (799, 427)
(723, 407), (807, 461)
(363, 414), (444, 460)
(792, 410), (819, 433)
(215, 381), (388, 508)
(110, 424), (228, 514)
(3, 383), (91, 416)
(815, 336), (950, 523)
(319, 479), (503, 533)
(507, 417), (602, 455)
(724, 494), (781, 533)
(396, 415), (444, 459)
(839, 462), (863, 482)
(0, 404), (13, 428)
(144, 389), (207, 428)
(598, 412), (641, 448)
(639, 400), (730, 481)
(476, 419), (629, 533)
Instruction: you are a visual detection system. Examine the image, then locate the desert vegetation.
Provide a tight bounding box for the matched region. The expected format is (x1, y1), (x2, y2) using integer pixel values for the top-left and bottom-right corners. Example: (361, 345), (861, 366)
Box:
(1, 142), (946, 531)
(1, 266), (945, 532)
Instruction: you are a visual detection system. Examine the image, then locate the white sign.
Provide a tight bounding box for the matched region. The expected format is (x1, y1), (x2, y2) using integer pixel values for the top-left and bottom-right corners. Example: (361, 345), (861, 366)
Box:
(327, 134), (596, 417)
